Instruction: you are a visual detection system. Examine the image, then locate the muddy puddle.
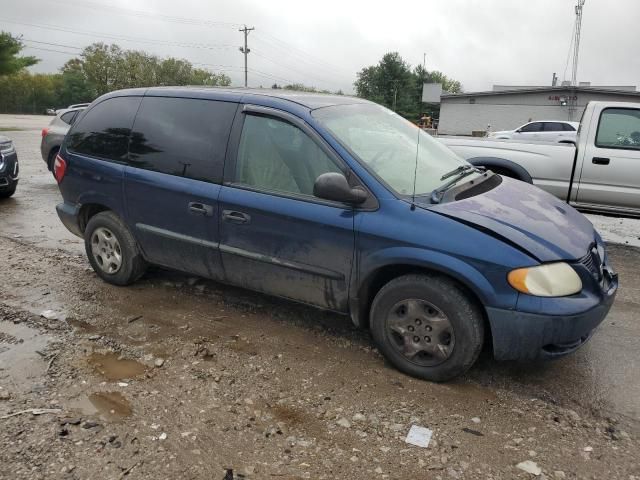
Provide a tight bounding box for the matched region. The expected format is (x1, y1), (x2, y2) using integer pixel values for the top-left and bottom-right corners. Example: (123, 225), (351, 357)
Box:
(0, 321), (52, 393)
(69, 392), (132, 421)
(86, 353), (147, 381)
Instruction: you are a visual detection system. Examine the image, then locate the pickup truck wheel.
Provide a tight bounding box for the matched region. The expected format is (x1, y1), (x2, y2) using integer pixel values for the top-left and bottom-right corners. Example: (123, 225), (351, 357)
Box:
(84, 211), (147, 286)
(370, 274), (484, 382)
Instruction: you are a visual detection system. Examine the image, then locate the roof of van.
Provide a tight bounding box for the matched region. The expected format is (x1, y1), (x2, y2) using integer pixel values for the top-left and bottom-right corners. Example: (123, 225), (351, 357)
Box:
(139, 86), (370, 110)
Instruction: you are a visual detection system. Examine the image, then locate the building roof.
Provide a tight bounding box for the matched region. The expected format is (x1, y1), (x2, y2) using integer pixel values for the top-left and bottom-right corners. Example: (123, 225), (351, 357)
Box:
(441, 86), (640, 99)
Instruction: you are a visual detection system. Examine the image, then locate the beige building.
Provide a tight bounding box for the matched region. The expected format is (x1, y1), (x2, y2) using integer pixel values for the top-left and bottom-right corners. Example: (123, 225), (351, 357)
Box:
(437, 85), (640, 135)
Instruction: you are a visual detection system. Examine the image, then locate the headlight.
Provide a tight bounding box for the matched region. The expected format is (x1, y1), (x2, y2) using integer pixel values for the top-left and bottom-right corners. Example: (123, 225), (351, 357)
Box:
(508, 262), (582, 297)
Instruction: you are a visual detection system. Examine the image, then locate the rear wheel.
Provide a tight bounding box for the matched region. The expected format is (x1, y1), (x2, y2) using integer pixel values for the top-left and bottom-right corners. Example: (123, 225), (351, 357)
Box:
(84, 211), (147, 285)
(370, 273), (484, 382)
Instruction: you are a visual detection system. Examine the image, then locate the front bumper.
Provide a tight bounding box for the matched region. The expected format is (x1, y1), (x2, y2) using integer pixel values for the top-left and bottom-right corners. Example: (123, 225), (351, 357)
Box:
(487, 267), (618, 361)
(0, 151), (19, 190)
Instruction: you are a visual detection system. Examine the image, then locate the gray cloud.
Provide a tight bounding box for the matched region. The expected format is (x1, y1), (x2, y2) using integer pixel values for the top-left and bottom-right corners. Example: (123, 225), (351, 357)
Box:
(3, 0), (639, 94)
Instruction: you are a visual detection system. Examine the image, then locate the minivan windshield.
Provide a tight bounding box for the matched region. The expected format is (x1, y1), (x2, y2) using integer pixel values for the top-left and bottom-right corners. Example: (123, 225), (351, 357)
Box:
(312, 103), (480, 196)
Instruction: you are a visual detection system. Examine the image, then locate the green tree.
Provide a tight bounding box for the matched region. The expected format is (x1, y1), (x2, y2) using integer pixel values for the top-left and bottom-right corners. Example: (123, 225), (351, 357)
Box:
(0, 32), (38, 76)
(61, 42), (231, 94)
(355, 52), (462, 120)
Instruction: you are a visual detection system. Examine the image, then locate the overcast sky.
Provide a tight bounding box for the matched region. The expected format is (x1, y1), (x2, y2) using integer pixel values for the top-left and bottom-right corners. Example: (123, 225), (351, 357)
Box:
(3, 0), (639, 94)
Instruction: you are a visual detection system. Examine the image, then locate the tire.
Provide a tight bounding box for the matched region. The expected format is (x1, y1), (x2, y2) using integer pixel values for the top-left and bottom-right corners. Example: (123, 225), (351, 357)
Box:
(0, 183), (17, 198)
(370, 273), (484, 382)
(47, 147), (59, 172)
(84, 211), (147, 286)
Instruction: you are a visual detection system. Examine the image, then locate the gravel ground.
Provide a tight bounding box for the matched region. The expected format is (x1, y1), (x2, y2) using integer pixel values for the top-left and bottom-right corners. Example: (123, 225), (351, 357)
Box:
(1, 117), (639, 479)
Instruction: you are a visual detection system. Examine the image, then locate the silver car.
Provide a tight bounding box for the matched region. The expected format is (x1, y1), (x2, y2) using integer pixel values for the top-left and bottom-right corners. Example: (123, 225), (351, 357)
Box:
(41, 107), (85, 171)
(488, 120), (579, 143)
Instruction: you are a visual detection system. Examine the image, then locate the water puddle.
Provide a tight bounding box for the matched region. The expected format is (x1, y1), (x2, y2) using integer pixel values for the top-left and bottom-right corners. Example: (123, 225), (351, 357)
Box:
(0, 321), (52, 393)
(87, 353), (147, 381)
(69, 392), (132, 421)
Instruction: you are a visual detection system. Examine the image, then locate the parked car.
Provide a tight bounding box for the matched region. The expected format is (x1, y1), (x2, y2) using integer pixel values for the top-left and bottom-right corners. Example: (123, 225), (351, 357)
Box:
(55, 103), (91, 114)
(0, 135), (19, 198)
(45, 108), (56, 116)
(41, 107), (85, 171)
(53, 88), (617, 381)
(488, 120), (579, 143)
(440, 102), (640, 217)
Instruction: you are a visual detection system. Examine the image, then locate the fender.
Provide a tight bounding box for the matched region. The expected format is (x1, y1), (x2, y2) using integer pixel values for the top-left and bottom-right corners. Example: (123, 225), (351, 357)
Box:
(349, 246), (514, 328)
(467, 156), (533, 184)
(76, 191), (123, 216)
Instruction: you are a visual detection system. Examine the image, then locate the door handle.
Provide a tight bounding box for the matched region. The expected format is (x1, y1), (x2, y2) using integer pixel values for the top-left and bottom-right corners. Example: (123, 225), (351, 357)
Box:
(222, 210), (251, 224)
(188, 202), (213, 216)
(592, 157), (610, 165)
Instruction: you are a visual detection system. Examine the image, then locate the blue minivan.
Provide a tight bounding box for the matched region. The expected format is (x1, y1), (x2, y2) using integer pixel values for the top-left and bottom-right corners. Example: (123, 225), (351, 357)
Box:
(54, 87), (618, 381)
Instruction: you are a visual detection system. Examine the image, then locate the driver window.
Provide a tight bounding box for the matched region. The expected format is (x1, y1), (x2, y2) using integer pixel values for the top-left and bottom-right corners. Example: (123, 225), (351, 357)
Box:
(235, 114), (342, 196)
(596, 108), (640, 151)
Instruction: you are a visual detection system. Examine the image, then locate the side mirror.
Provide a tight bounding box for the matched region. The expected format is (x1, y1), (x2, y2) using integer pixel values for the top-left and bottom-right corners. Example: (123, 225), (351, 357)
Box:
(313, 172), (368, 204)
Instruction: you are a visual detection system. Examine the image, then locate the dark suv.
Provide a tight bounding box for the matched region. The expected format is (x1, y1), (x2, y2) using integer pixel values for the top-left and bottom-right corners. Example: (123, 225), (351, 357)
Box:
(0, 135), (18, 198)
(53, 87), (617, 381)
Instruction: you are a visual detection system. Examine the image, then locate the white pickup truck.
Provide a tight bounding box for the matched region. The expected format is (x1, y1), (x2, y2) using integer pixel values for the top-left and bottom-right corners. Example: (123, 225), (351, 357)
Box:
(439, 101), (640, 217)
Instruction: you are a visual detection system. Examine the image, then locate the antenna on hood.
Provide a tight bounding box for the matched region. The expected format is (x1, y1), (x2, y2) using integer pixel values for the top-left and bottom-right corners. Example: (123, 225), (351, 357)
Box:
(410, 121), (421, 210)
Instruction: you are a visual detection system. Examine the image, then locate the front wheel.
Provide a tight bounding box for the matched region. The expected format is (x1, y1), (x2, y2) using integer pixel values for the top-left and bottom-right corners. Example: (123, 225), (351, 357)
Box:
(84, 211), (147, 286)
(370, 273), (484, 382)
(0, 182), (17, 198)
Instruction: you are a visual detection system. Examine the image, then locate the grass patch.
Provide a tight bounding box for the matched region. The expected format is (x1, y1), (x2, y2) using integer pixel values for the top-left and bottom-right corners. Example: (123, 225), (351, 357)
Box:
(0, 127), (24, 132)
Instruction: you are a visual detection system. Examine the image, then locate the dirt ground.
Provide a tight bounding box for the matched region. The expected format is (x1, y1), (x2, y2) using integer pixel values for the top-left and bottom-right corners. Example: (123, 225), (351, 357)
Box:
(1, 117), (639, 479)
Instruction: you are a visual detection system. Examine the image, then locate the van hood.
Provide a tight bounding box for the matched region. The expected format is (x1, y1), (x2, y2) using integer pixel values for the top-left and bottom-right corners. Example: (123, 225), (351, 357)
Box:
(426, 177), (594, 261)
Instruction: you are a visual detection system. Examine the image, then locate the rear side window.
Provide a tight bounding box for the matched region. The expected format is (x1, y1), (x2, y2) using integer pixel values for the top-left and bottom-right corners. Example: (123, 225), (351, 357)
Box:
(596, 108), (640, 151)
(562, 123), (576, 131)
(60, 111), (77, 125)
(543, 122), (565, 132)
(519, 122), (542, 133)
(129, 97), (237, 183)
(67, 97), (141, 162)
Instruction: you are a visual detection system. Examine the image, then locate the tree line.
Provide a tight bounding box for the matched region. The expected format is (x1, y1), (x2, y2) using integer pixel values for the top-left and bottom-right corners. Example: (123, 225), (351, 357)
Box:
(1, 32), (462, 121)
(0, 33), (230, 114)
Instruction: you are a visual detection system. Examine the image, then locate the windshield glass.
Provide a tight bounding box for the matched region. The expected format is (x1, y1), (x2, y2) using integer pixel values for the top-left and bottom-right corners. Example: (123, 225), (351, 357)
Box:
(312, 103), (478, 196)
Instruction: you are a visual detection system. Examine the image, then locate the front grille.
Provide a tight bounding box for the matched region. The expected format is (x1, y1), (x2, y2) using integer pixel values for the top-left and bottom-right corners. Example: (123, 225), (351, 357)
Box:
(579, 245), (603, 281)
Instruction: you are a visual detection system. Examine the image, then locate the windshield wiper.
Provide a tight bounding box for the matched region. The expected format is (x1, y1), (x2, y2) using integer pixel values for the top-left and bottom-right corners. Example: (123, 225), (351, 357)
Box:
(431, 166), (481, 204)
(440, 165), (473, 181)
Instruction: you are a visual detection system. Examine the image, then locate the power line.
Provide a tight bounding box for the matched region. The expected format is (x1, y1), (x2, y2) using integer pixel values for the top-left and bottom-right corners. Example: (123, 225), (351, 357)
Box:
(251, 49), (344, 89)
(23, 39), (82, 51)
(253, 31), (352, 78)
(9, 26), (341, 90)
(48, 0), (241, 29)
(1, 19), (237, 51)
(46, 0), (352, 81)
(23, 46), (79, 55)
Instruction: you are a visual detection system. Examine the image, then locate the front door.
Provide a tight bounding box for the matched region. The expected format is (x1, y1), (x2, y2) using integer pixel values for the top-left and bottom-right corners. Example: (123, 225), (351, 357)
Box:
(124, 96), (238, 279)
(218, 108), (355, 311)
(514, 121), (543, 141)
(576, 105), (640, 213)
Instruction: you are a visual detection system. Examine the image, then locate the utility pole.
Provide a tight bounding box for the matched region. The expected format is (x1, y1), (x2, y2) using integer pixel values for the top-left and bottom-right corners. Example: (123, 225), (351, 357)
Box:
(239, 25), (255, 88)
